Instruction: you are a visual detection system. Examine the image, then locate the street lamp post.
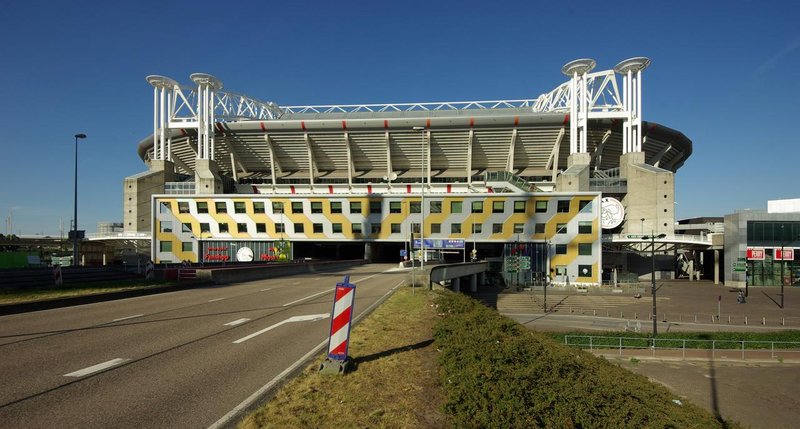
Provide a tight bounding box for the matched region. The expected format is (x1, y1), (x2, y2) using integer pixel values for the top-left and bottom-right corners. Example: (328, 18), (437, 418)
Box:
(72, 133), (86, 267)
(642, 233), (666, 336)
(413, 126), (426, 288)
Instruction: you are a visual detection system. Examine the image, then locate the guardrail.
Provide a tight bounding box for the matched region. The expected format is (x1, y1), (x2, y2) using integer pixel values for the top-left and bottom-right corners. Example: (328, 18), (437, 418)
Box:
(564, 335), (800, 361)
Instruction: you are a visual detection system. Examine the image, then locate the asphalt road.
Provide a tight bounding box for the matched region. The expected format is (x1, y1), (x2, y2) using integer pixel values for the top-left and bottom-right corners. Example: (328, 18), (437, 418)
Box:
(0, 263), (405, 428)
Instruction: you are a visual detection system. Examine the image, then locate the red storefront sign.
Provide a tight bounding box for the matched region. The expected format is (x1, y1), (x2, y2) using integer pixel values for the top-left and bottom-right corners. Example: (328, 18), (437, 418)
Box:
(747, 248), (765, 260)
(775, 248), (795, 260)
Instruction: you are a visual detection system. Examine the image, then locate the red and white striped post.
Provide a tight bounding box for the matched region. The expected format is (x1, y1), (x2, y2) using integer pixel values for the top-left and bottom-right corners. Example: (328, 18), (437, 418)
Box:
(319, 275), (356, 375)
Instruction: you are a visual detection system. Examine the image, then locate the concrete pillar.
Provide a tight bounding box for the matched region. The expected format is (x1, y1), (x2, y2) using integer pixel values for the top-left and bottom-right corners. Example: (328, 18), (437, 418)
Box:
(470, 274), (477, 292)
(195, 159), (223, 195)
(452, 277), (461, 293)
(688, 257), (694, 283)
(714, 249), (720, 285)
(364, 243), (373, 262)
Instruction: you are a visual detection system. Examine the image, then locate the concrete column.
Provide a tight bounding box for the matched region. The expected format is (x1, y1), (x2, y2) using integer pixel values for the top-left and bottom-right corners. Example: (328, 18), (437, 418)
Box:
(364, 243), (373, 262)
(688, 257), (694, 283)
(714, 249), (720, 285)
(470, 274), (477, 292)
(452, 277), (461, 293)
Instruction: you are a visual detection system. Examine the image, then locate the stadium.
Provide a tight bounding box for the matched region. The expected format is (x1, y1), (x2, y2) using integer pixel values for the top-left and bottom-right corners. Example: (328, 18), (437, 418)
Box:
(124, 57), (705, 286)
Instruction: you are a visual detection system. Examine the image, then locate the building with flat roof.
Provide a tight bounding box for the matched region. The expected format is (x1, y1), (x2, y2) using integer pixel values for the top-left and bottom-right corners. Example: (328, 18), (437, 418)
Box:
(124, 58), (696, 286)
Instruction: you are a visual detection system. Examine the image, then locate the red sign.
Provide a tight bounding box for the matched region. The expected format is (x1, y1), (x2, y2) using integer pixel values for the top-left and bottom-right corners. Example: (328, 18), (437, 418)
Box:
(747, 248), (765, 260)
(775, 248), (795, 260)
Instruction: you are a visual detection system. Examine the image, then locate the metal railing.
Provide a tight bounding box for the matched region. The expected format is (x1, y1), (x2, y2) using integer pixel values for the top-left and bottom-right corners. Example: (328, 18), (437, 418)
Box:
(564, 335), (800, 361)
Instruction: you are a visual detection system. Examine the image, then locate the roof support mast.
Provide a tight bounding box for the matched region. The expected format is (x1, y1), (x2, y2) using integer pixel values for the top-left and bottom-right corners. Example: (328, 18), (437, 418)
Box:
(614, 58), (651, 154)
(561, 59), (596, 155)
(190, 73), (223, 161)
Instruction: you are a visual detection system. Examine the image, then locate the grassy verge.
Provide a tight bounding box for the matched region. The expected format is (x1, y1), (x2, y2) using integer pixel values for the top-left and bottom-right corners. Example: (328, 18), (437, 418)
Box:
(239, 286), (449, 429)
(545, 330), (800, 349)
(0, 279), (174, 305)
(434, 290), (741, 428)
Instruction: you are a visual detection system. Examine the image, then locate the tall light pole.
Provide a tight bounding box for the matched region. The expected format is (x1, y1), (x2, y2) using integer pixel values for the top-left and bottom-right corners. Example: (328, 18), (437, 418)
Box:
(413, 126), (426, 284)
(642, 233), (666, 336)
(72, 133), (87, 267)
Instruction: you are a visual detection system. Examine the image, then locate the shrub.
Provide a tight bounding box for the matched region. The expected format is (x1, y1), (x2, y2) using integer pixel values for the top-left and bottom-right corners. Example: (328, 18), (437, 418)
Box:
(433, 290), (737, 428)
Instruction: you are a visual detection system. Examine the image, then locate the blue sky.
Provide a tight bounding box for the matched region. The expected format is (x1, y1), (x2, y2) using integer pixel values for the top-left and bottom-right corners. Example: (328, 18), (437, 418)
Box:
(1, 0), (798, 235)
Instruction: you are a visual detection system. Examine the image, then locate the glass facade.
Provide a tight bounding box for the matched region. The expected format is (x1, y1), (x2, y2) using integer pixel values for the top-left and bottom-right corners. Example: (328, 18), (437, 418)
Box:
(746, 221), (800, 286)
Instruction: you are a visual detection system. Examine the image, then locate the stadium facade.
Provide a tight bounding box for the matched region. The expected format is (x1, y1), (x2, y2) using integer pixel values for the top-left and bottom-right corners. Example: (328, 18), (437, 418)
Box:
(125, 58), (693, 286)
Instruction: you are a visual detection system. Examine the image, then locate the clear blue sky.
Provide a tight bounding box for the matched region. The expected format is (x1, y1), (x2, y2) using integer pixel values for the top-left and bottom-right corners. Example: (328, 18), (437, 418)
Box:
(1, 0), (798, 235)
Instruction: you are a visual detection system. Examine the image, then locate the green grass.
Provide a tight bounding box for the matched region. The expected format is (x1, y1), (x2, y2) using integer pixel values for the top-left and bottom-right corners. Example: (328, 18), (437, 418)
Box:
(434, 290), (741, 428)
(0, 279), (175, 304)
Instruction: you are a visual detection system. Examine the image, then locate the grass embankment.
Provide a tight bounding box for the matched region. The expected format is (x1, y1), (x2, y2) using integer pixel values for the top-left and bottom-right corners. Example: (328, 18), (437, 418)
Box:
(546, 330), (800, 349)
(239, 287), (449, 428)
(0, 279), (173, 305)
(242, 287), (741, 428)
(434, 291), (740, 428)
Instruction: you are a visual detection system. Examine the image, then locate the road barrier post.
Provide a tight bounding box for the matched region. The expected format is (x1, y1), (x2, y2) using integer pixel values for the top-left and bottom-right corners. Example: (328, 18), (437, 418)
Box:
(320, 275), (356, 375)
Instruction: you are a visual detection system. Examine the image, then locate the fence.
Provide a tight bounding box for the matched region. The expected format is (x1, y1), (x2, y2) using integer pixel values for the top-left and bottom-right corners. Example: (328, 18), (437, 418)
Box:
(564, 335), (800, 362)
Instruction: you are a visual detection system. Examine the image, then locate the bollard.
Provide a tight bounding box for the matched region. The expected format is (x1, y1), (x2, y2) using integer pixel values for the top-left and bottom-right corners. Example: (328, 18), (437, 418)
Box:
(762, 317), (766, 325)
(593, 310), (596, 316)
(606, 310), (609, 317)
(745, 316), (748, 325)
(621, 311), (623, 318)
(728, 315), (731, 324)
(694, 314), (697, 323)
(782, 317), (785, 326)
(635, 312), (637, 319)
(319, 275), (357, 375)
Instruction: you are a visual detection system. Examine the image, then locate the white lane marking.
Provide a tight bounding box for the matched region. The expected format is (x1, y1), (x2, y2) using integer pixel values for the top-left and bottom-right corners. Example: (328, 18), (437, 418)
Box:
(112, 314), (144, 322)
(224, 318), (250, 327)
(209, 279), (405, 429)
(282, 289), (333, 307)
(208, 298), (225, 302)
(260, 288), (272, 291)
(233, 314), (329, 344)
(64, 358), (130, 377)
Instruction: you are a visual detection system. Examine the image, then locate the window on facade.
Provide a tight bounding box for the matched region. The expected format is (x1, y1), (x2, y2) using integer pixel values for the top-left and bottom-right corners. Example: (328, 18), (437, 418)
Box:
(451, 224), (461, 234)
(557, 223), (567, 234)
(471, 201), (483, 213)
(160, 221), (172, 233)
(578, 200), (592, 212)
(492, 223), (503, 234)
(196, 202), (208, 213)
(472, 223), (482, 234)
(555, 265), (567, 276)
(272, 202), (284, 214)
(578, 221), (592, 234)
(311, 202), (323, 214)
(216, 202), (227, 213)
(178, 202), (190, 213)
(579, 243), (592, 256)
(578, 264), (593, 277)
(313, 223), (323, 233)
(410, 201), (421, 214)
(369, 201), (382, 214)
(535, 200), (548, 213)
(331, 202), (342, 214)
(370, 223), (381, 234)
(159, 241), (172, 252)
(294, 223), (304, 233)
(492, 201), (504, 213)
(256, 223), (267, 233)
(431, 223), (441, 234)
(276, 223), (285, 233)
(391, 223), (401, 233)
(219, 223), (229, 233)
(182, 222), (192, 233)
(291, 202), (303, 214)
(534, 223), (545, 234)
(513, 201), (526, 213)
(410, 223), (420, 234)
(389, 201), (402, 214)
(237, 223), (248, 233)
(253, 201), (266, 214)
(352, 223), (362, 234)
(160, 202), (171, 214)
(513, 223), (524, 234)
(557, 200), (570, 213)
(200, 223), (210, 233)
(555, 244), (567, 254)
(332, 223), (343, 233)
(450, 201), (463, 214)
(234, 201), (246, 214)
(350, 201), (362, 215)
(182, 242), (192, 252)
(430, 201), (442, 213)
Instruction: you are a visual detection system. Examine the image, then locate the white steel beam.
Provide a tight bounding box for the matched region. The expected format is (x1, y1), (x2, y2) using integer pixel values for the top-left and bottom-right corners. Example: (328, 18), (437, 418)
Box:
(506, 128), (517, 172)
